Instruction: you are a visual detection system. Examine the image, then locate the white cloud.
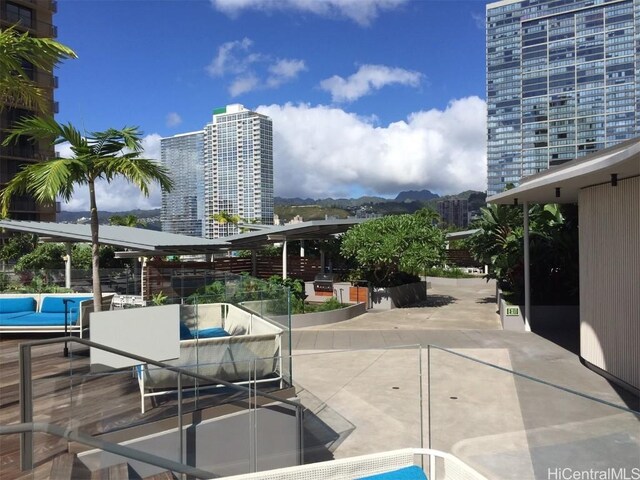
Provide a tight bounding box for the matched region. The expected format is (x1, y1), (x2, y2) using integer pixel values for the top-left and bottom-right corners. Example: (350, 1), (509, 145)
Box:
(211, 0), (410, 26)
(267, 59), (307, 88)
(320, 64), (423, 102)
(229, 74), (260, 97)
(165, 112), (182, 127)
(206, 38), (305, 97)
(206, 38), (258, 77)
(57, 101), (488, 212)
(56, 133), (165, 212)
(256, 98), (487, 198)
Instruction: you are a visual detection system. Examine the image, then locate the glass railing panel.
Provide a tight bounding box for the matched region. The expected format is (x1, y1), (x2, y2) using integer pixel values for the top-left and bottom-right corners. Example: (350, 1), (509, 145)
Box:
(248, 347), (424, 474)
(428, 346), (640, 480)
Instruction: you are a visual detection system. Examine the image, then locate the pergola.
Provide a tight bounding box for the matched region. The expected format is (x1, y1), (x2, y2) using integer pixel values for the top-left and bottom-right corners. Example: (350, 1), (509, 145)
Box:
(0, 218), (367, 287)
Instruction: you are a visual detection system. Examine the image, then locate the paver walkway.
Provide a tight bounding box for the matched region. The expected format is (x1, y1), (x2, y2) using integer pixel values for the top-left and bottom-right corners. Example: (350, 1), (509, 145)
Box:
(288, 278), (639, 480)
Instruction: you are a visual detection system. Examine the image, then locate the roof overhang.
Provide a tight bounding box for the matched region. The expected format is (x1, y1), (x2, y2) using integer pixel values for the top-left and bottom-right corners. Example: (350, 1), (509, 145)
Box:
(487, 137), (640, 205)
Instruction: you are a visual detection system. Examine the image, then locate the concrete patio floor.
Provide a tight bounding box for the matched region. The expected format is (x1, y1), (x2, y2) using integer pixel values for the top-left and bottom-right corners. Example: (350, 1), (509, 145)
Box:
(289, 279), (640, 480)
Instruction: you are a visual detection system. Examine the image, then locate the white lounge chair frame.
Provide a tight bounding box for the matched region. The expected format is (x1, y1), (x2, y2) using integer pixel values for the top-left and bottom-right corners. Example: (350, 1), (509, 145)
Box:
(137, 303), (284, 413)
(219, 448), (489, 480)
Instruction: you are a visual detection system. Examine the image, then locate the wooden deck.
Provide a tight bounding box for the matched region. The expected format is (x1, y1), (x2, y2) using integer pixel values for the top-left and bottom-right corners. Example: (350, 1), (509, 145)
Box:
(0, 334), (287, 479)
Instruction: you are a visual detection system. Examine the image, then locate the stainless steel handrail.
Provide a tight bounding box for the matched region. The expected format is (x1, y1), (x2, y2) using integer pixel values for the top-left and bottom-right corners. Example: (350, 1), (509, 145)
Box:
(18, 336), (302, 471)
(0, 422), (219, 479)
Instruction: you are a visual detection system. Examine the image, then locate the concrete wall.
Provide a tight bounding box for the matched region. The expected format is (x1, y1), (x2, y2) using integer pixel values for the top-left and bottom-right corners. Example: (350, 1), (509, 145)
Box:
(579, 176), (639, 393)
(268, 303), (366, 329)
(498, 297), (579, 333)
(426, 276), (489, 287)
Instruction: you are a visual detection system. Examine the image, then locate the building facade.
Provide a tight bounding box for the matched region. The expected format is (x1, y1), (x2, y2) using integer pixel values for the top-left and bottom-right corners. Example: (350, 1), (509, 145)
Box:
(161, 105), (274, 239)
(1, 0), (59, 220)
(203, 104), (274, 238)
(160, 131), (205, 237)
(486, 0), (640, 195)
(437, 199), (469, 228)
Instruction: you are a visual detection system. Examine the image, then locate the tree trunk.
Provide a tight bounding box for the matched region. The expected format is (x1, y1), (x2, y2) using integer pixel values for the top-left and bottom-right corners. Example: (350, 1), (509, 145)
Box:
(89, 180), (103, 312)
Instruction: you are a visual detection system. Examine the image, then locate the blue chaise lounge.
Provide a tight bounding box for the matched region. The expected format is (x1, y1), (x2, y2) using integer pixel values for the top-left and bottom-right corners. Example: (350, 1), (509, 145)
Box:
(0, 295), (95, 337)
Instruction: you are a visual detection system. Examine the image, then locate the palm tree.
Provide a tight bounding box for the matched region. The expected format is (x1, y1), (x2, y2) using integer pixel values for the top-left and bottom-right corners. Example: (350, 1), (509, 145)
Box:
(1, 117), (173, 310)
(109, 214), (146, 228)
(0, 26), (77, 112)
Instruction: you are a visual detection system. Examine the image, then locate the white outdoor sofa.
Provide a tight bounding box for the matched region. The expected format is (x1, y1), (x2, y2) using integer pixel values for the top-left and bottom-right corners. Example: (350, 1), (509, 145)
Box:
(219, 448), (489, 480)
(137, 302), (284, 413)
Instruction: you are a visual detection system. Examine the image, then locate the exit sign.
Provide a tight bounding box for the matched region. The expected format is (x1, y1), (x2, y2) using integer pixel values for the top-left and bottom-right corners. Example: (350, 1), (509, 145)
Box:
(506, 306), (520, 316)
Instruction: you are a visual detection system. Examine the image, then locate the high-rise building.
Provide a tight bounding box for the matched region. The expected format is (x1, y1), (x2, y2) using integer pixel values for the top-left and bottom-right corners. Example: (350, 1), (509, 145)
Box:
(203, 104), (274, 238)
(437, 199), (469, 229)
(486, 0), (640, 195)
(161, 105), (274, 239)
(160, 131), (205, 237)
(1, 0), (59, 220)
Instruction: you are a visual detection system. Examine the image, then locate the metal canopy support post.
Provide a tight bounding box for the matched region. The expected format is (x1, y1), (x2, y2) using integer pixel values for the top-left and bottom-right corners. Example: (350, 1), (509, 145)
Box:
(282, 240), (288, 279)
(64, 242), (72, 289)
(523, 201), (531, 332)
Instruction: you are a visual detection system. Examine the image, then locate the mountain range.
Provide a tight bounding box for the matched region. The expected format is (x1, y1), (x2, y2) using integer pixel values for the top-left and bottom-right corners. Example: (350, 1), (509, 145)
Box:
(58, 189), (486, 225)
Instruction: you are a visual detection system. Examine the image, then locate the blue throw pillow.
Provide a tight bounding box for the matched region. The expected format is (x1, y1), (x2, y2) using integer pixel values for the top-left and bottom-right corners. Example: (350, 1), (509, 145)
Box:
(0, 297), (36, 314)
(192, 327), (230, 338)
(179, 322), (193, 340)
(356, 465), (427, 480)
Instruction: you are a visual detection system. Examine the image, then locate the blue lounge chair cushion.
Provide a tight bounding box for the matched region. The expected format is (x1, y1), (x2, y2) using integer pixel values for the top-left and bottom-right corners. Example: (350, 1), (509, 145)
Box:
(40, 296), (91, 314)
(192, 327), (230, 338)
(356, 465), (427, 480)
(3, 312), (80, 326)
(0, 312), (36, 325)
(179, 322), (193, 340)
(0, 297), (36, 314)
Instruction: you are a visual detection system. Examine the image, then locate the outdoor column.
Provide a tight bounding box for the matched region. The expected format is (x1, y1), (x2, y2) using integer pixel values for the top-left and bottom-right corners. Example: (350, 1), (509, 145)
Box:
(282, 240), (288, 279)
(523, 201), (531, 332)
(320, 249), (326, 273)
(64, 243), (72, 290)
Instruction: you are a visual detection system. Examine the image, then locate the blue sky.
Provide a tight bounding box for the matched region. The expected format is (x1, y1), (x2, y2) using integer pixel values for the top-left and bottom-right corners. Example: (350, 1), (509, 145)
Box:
(53, 0), (488, 211)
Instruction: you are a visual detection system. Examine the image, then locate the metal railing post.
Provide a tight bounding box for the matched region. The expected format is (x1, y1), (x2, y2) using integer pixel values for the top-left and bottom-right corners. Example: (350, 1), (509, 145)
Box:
(19, 343), (33, 471)
(178, 372), (184, 479)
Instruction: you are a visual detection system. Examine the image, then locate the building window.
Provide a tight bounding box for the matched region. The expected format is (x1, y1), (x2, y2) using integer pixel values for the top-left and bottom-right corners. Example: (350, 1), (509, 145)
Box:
(5, 2), (34, 28)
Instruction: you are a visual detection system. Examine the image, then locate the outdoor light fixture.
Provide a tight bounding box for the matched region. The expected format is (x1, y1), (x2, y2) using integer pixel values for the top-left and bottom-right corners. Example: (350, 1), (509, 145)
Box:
(611, 173), (618, 187)
(513, 198), (518, 205)
(555, 187), (561, 198)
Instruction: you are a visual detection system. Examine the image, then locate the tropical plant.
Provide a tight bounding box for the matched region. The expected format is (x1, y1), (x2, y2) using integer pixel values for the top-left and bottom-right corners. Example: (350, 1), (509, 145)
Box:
(1, 118), (173, 310)
(0, 26), (76, 112)
(465, 203), (579, 304)
(340, 211), (446, 286)
(109, 214), (146, 228)
(0, 233), (37, 264)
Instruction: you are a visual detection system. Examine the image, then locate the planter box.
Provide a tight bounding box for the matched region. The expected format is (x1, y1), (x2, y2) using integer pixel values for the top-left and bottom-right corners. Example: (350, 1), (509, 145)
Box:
(371, 282), (427, 310)
(268, 303), (366, 329)
(497, 289), (579, 332)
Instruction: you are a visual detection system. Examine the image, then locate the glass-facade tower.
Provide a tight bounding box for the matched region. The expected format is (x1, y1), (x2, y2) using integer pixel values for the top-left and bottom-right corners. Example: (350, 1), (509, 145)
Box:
(486, 0), (640, 195)
(160, 131), (205, 237)
(203, 104), (274, 238)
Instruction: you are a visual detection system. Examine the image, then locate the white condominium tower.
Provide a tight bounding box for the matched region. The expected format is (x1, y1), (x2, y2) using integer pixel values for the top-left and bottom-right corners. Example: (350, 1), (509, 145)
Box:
(204, 104), (274, 238)
(161, 105), (274, 239)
